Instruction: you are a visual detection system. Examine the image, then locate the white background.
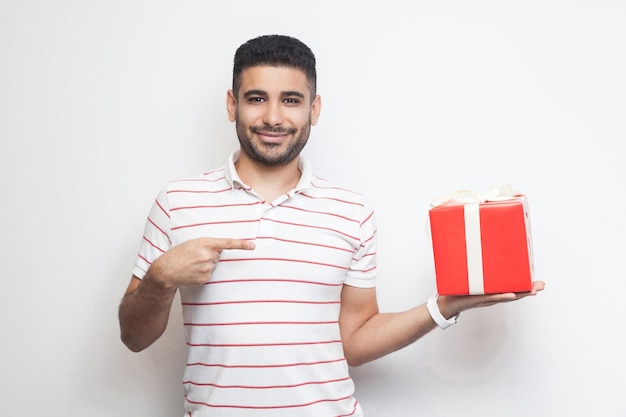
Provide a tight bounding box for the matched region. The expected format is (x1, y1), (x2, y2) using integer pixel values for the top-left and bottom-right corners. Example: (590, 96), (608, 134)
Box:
(1, 1), (624, 416)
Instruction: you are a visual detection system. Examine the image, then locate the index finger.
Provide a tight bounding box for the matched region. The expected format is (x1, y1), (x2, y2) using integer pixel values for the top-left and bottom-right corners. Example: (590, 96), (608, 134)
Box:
(208, 238), (256, 251)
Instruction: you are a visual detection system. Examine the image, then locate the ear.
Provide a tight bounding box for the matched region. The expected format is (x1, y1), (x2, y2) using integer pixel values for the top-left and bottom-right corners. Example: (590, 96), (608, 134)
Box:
(226, 90), (237, 122)
(310, 94), (322, 126)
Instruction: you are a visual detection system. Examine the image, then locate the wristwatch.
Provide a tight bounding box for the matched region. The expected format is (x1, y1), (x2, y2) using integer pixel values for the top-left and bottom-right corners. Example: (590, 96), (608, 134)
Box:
(427, 295), (460, 330)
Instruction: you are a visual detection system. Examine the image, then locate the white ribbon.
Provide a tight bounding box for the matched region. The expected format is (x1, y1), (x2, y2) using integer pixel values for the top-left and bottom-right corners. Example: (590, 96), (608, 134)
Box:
(430, 182), (519, 208)
(430, 183), (519, 295)
(463, 202), (484, 294)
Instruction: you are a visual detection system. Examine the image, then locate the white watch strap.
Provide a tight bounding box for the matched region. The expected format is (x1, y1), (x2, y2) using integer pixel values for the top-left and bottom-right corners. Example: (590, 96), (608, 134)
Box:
(427, 295), (459, 330)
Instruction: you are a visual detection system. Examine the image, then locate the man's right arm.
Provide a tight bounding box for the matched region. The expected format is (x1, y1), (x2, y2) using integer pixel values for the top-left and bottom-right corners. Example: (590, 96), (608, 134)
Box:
(118, 237), (256, 352)
(118, 274), (178, 352)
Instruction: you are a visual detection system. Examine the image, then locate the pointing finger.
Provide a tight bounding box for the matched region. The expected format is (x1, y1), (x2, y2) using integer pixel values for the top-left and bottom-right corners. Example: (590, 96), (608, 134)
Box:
(211, 238), (255, 251)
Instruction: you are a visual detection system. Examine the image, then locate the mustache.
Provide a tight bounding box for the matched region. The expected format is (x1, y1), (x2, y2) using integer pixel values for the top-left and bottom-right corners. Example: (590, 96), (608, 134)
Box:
(250, 125), (297, 135)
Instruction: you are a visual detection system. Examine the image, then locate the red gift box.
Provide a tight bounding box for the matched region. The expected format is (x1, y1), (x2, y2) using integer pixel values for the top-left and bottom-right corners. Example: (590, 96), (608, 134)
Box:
(428, 185), (534, 295)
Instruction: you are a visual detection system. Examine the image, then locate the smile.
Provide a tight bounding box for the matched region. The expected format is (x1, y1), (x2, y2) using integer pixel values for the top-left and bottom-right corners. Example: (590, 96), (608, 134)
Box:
(251, 127), (296, 143)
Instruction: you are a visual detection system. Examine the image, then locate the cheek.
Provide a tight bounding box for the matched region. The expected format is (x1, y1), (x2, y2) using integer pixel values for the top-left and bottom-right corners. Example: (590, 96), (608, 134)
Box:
(235, 105), (260, 125)
(290, 110), (312, 129)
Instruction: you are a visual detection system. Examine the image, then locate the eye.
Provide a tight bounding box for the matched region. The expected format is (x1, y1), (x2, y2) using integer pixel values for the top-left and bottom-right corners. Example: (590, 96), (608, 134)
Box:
(247, 96), (265, 103)
(283, 97), (301, 105)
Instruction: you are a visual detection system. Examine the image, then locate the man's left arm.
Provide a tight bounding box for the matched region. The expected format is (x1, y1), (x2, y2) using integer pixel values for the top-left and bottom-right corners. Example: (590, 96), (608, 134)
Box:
(338, 282), (545, 367)
(338, 285), (437, 367)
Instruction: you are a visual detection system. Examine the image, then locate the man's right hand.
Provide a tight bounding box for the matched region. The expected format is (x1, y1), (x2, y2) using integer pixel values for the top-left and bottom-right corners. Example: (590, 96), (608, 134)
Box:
(119, 237), (255, 352)
(146, 237), (256, 290)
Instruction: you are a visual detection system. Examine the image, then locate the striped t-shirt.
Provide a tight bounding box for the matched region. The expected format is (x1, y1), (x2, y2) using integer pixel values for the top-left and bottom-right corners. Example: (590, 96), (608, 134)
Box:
(133, 150), (378, 417)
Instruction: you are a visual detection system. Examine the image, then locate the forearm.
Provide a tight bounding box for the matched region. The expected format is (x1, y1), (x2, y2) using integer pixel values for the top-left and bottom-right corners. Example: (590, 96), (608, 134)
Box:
(118, 274), (178, 352)
(342, 304), (437, 367)
(342, 287), (544, 366)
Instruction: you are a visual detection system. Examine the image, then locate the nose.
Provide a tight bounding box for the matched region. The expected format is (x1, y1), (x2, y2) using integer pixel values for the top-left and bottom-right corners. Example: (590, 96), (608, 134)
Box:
(261, 100), (284, 127)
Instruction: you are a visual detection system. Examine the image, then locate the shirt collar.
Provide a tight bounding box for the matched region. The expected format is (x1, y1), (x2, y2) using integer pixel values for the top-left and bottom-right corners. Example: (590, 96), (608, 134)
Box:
(225, 149), (313, 192)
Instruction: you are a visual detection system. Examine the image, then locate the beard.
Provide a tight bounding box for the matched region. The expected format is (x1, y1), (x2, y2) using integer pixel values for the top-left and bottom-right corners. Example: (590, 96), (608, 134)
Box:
(235, 115), (311, 167)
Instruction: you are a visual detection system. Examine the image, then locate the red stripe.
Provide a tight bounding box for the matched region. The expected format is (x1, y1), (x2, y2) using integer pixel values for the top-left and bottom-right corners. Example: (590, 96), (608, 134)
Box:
(363, 230), (376, 244)
(170, 201), (263, 211)
(204, 278), (343, 287)
(171, 175), (225, 183)
(310, 179), (362, 195)
(187, 340), (341, 348)
(146, 217), (170, 242)
(171, 218), (258, 231)
(261, 217), (360, 241)
(351, 252), (377, 264)
(255, 235), (354, 253)
(280, 204), (360, 223)
(184, 320), (338, 326)
(167, 187), (231, 194)
(137, 253), (152, 266)
(184, 393), (354, 410)
(186, 357), (345, 369)
(182, 299), (340, 306)
(142, 236), (165, 254)
(299, 192), (364, 207)
(356, 265), (377, 273)
(339, 400), (359, 417)
(219, 257), (349, 271)
(182, 376), (350, 390)
(155, 198), (170, 218)
(361, 210), (374, 226)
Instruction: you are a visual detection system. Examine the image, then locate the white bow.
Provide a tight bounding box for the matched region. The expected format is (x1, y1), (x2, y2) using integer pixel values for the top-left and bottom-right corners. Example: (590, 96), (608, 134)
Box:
(430, 182), (519, 207)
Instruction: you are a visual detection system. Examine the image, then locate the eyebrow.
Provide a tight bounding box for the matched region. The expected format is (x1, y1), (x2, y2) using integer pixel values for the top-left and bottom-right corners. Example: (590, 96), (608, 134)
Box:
(243, 89), (266, 99)
(243, 89), (305, 99)
(281, 90), (306, 99)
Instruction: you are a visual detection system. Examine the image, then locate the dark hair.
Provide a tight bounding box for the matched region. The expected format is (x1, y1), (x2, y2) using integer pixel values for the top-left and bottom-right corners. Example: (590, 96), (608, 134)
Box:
(232, 34), (317, 100)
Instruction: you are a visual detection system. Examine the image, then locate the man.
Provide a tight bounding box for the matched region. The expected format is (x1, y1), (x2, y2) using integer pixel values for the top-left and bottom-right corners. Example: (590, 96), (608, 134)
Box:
(119, 34), (544, 416)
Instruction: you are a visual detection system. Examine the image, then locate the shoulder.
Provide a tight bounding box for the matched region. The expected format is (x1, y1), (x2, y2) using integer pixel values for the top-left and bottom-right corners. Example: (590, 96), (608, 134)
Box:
(301, 174), (376, 225)
(308, 174), (370, 205)
(163, 167), (230, 193)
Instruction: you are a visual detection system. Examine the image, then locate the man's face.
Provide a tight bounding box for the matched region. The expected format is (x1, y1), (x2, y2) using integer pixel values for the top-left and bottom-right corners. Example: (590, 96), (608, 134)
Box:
(227, 66), (321, 167)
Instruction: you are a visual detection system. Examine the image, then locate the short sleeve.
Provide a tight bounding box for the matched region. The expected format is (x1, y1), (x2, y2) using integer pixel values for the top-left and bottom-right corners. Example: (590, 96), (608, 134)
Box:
(131, 186), (173, 279)
(344, 203), (378, 288)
